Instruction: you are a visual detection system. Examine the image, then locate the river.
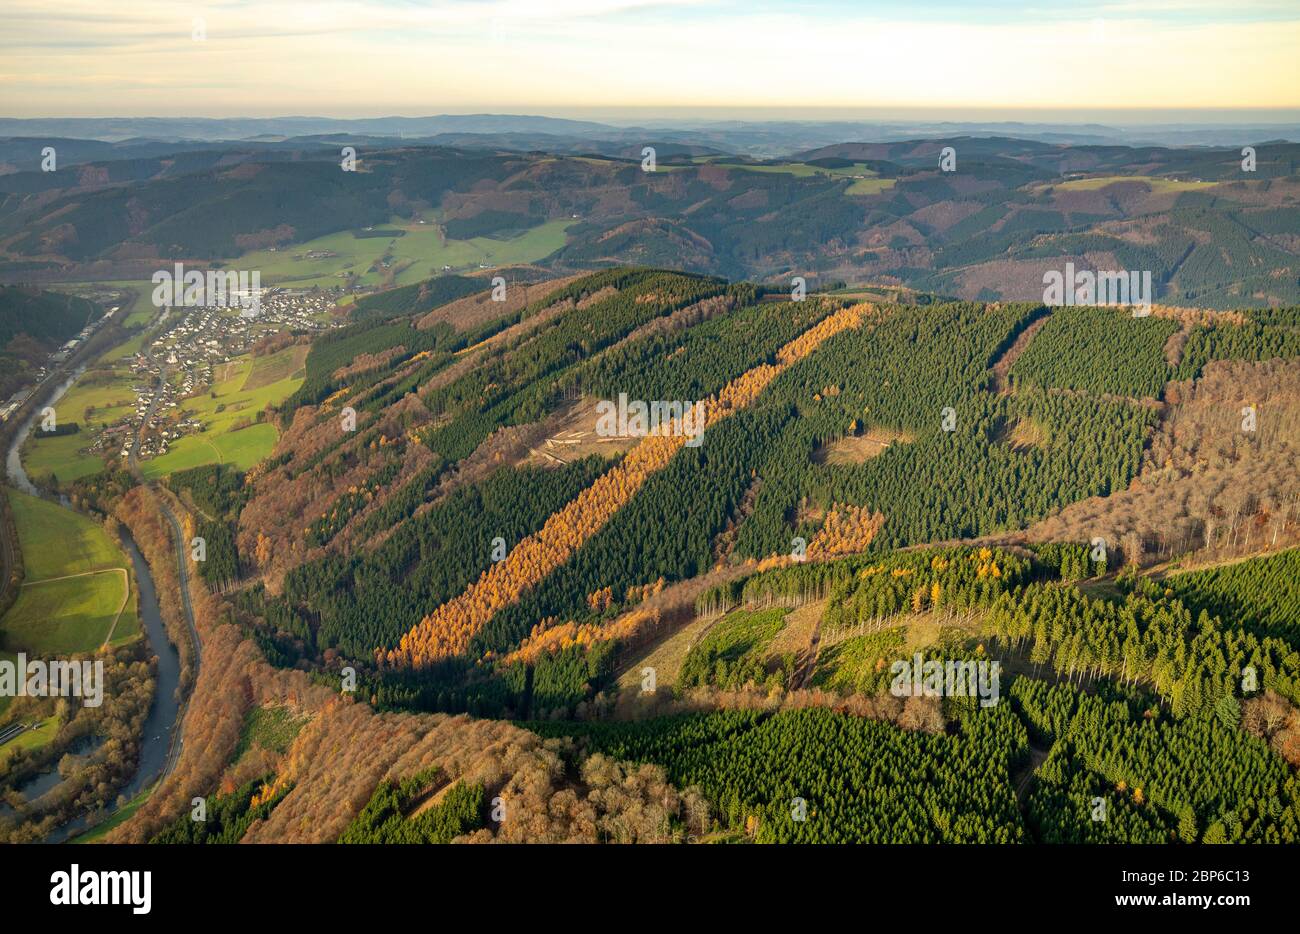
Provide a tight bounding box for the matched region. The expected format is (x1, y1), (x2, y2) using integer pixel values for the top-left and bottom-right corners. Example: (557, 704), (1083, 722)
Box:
(4, 367), (183, 843)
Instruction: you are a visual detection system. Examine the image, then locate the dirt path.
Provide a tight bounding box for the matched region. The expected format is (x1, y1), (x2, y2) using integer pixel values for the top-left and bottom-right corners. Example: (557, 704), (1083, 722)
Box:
(20, 567), (131, 646)
(990, 309), (1051, 394)
(611, 563), (752, 686)
(767, 600), (825, 689)
(1013, 742), (1052, 808)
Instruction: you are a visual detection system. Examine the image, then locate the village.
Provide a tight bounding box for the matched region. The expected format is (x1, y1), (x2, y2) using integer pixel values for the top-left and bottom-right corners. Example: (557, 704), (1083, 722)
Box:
(4, 284), (344, 475)
(110, 288), (338, 462)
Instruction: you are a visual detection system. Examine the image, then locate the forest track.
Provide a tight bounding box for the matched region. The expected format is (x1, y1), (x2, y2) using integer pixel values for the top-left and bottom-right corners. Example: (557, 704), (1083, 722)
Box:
(1013, 741), (1051, 809)
(989, 308), (1051, 395)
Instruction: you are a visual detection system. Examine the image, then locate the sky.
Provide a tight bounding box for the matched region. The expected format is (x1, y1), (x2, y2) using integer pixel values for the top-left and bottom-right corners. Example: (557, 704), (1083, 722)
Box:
(3, 0), (1299, 118)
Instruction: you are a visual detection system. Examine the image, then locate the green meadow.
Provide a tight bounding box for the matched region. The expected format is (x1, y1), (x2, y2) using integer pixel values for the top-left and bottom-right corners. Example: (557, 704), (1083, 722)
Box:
(71, 784), (154, 843)
(4, 573), (135, 654)
(21, 366), (141, 484)
(8, 490), (124, 579)
(20, 280), (165, 484)
(845, 177), (897, 195)
(0, 714), (59, 766)
(1052, 175), (1218, 193)
(235, 217), (575, 289)
(92, 279), (159, 328)
(691, 160), (896, 195)
(22, 316), (307, 483)
(0, 490), (138, 657)
(140, 344), (305, 479)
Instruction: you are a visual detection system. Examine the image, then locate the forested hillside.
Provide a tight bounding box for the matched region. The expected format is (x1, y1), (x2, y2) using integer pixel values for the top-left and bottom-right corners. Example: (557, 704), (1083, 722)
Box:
(40, 262), (1297, 846)
(3, 138), (1299, 307)
(0, 285), (102, 397)
(195, 267), (1300, 743)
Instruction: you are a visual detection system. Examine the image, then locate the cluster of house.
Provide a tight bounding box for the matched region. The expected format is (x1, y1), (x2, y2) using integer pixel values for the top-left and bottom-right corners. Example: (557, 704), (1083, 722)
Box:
(106, 289), (337, 462)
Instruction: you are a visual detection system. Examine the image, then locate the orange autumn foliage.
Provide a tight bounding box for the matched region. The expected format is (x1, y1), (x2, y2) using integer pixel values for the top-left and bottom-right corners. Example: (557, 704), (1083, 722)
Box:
(383, 304), (870, 668)
(501, 607), (661, 667)
(806, 503), (885, 559)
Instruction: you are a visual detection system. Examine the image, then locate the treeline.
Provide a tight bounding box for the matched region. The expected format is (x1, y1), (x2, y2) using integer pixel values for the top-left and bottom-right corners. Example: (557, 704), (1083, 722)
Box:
(1162, 548), (1300, 648)
(348, 274), (482, 321)
(0, 285), (101, 348)
(337, 768), (485, 843)
(1009, 306), (1178, 399)
(576, 292), (812, 405)
(279, 457), (607, 657)
(726, 300), (1158, 556)
(472, 404), (789, 666)
(530, 706), (1029, 843)
(170, 464), (248, 591)
(1170, 207), (1298, 304)
(418, 270), (727, 462)
(736, 385), (1154, 557)
(30, 422), (80, 437)
(368, 299), (864, 705)
(194, 518), (240, 590)
(357, 294), (1148, 713)
(256, 277), (1298, 728)
(149, 777), (294, 844)
(1014, 679), (1300, 843)
(987, 577), (1300, 715)
(168, 463), (249, 519)
(442, 210), (537, 239)
(822, 548), (1033, 632)
(1175, 319), (1300, 380)
(285, 317), (456, 410)
(1031, 541), (1106, 582)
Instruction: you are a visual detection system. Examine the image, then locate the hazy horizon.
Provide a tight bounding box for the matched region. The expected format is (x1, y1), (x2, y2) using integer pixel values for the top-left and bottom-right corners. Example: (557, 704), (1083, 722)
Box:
(4, 1), (1298, 117)
(8, 107), (1300, 126)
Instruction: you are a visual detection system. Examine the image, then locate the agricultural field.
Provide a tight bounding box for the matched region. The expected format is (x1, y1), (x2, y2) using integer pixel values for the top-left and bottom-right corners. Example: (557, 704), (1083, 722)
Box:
(0, 490), (138, 656)
(20, 365), (141, 483)
(695, 159), (897, 195)
(18, 281), (164, 483)
(140, 345), (306, 479)
(67, 279), (158, 329)
(0, 714), (59, 766)
(1051, 175), (1219, 192)
(234, 218), (575, 290)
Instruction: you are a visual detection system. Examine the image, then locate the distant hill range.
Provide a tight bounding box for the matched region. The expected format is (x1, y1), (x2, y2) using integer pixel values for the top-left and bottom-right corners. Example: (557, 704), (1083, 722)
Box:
(1, 128), (1297, 308)
(3, 113), (1299, 153)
